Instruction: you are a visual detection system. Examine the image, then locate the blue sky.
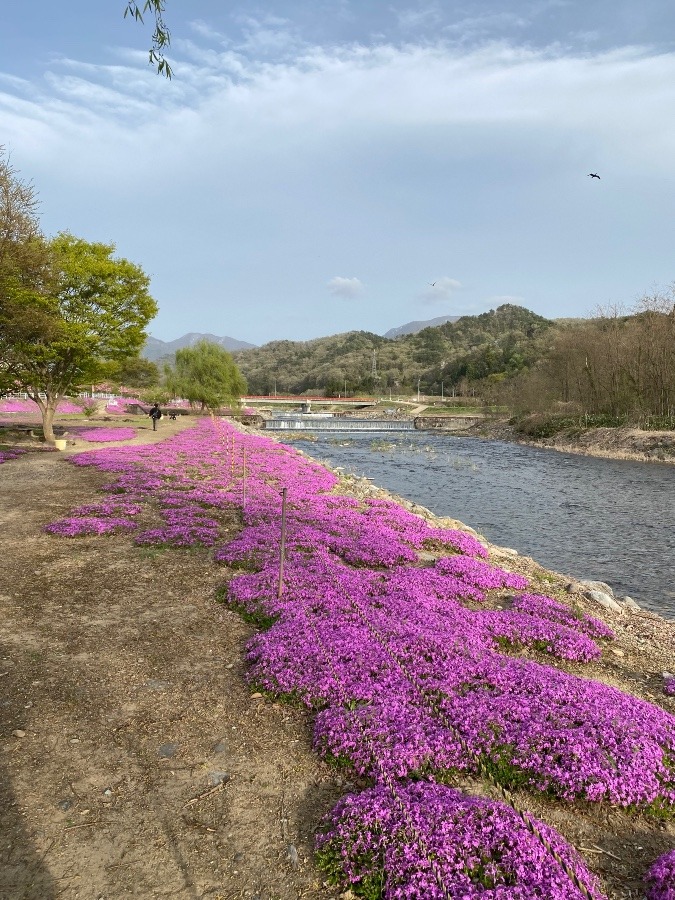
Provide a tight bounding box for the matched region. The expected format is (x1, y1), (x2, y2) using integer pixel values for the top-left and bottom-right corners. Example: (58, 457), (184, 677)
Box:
(1, 1), (674, 344)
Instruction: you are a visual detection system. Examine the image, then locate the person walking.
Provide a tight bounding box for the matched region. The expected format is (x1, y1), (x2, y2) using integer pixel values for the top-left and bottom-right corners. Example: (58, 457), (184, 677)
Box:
(149, 403), (162, 431)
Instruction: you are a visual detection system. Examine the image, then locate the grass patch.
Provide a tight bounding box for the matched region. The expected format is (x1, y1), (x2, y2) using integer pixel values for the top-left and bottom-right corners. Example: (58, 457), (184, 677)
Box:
(215, 585), (278, 630)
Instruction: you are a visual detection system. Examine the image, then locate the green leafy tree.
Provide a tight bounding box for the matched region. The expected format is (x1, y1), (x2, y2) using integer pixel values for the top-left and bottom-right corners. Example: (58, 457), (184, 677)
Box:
(113, 355), (160, 389)
(0, 149), (54, 398)
(165, 340), (247, 411)
(0, 233), (157, 442)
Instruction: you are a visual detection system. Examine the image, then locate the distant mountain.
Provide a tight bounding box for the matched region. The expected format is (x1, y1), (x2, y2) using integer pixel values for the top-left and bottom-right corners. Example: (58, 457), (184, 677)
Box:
(235, 304), (554, 395)
(142, 332), (256, 362)
(384, 314), (460, 339)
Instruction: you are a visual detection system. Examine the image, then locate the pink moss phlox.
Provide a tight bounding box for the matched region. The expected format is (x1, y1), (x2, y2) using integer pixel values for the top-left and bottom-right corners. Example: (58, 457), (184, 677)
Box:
(0, 398), (82, 414)
(43, 498), (142, 537)
(0, 448), (26, 464)
(511, 593), (615, 640)
(45, 418), (675, 847)
(645, 849), (675, 900)
(44, 516), (138, 536)
(435, 555), (528, 590)
(0, 399), (34, 413)
(477, 609), (602, 661)
(665, 677), (675, 697)
(317, 782), (606, 899)
(237, 549), (673, 805)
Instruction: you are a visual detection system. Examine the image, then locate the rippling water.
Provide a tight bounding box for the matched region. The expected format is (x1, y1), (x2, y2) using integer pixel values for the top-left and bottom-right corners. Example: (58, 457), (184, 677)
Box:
(293, 433), (675, 619)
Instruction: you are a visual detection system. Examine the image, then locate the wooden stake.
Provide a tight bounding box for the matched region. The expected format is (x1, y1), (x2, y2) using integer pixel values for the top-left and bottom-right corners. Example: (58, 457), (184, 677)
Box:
(277, 488), (288, 598)
(242, 446), (247, 508)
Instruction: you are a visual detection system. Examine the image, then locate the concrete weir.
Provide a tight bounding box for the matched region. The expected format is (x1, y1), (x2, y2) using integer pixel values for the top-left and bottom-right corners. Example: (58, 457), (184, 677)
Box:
(264, 417), (415, 432)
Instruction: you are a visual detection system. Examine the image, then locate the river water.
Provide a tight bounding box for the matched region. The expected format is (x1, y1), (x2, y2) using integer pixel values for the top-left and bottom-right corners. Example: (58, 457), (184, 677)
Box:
(293, 433), (675, 619)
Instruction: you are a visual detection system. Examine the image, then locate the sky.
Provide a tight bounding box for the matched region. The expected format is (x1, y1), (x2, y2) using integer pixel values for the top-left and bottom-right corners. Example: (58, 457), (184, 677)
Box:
(1, 2), (674, 345)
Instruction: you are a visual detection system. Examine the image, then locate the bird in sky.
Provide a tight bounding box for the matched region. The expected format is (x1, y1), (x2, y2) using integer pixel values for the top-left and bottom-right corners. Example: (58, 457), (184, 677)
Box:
(428, 282), (437, 287)
(588, 173), (601, 179)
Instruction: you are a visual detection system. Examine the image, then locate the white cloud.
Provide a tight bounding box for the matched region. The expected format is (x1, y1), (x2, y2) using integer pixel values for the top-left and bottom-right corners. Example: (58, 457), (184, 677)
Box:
(4, 39), (675, 170)
(189, 20), (229, 43)
(327, 276), (365, 298)
(2, 30), (675, 341)
(419, 277), (462, 304)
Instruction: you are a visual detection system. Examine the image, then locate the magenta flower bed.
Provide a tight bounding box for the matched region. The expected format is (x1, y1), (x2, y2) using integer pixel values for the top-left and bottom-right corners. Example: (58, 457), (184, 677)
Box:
(0, 398), (83, 414)
(78, 427), (137, 442)
(646, 849), (675, 900)
(317, 782), (604, 899)
(666, 677), (675, 697)
(46, 420), (675, 896)
(0, 400), (34, 413)
(0, 448), (26, 464)
(45, 500), (142, 536)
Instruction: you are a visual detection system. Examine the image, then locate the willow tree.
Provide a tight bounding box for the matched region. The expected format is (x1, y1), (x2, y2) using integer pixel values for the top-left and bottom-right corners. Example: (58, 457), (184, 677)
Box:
(0, 233), (157, 442)
(124, 0), (172, 77)
(165, 340), (247, 411)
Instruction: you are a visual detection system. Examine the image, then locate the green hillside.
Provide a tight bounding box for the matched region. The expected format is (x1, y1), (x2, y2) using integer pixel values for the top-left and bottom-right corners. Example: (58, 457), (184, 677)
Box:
(234, 304), (555, 395)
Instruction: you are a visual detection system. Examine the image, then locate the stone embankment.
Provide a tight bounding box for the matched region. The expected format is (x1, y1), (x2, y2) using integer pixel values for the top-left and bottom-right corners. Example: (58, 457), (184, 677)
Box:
(414, 414), (485, 431)
(468, 418), (675, 464)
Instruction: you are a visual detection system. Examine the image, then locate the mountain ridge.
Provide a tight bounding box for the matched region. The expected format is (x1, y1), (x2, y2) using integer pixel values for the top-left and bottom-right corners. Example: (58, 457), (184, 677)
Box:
(142, 332), (257, 361)
(384, 314), (460, 338)
(143, 313), (465, 361)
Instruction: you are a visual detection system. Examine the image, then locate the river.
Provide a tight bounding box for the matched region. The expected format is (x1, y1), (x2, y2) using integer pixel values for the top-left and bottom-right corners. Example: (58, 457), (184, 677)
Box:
(292, 432), (675, 619)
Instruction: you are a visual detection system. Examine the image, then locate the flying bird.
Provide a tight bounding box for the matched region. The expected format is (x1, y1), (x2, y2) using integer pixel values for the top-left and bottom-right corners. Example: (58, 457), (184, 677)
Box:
(428, 282), (437, 287)
(588, 173), (601, 179)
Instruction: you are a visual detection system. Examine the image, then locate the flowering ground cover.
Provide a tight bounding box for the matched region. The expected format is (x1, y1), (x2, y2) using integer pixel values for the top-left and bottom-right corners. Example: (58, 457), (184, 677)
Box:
(47, 419), (675, 898)
(0, 398), (83, 414)
(104, 398), (141, 414)
(0, 447), (27, 464)
(645, 849), (675, 900)
(316, 783), (605, 899)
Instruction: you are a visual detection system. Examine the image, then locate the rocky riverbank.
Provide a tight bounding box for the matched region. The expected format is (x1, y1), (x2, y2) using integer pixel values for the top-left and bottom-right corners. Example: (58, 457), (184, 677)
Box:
(466, 417), (675, 464)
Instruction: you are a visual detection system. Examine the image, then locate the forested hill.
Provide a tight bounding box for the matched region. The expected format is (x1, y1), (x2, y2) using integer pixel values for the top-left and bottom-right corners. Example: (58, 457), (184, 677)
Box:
(234, 304), (555, 395)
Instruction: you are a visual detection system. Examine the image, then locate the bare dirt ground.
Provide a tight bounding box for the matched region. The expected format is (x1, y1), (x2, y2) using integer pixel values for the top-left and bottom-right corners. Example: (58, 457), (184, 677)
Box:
(1, 416), (674, 900)
(0, 418), (340, 900)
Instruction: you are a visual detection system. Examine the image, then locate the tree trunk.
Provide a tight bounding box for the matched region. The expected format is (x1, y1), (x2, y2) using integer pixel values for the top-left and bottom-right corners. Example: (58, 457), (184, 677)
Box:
(42, 402), (57, 444)
(33, 394), (58, 444)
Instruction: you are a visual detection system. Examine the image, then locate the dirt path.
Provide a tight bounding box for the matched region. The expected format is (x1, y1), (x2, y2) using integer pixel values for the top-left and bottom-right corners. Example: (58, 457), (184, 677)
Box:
(2, 418), (674, 899)
(0, 425), (339, 900)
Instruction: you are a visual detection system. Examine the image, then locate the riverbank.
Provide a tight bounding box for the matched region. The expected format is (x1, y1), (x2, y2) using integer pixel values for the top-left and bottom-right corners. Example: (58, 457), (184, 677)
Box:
(0, 420), (673, 899)
(466, 417), (675, 464)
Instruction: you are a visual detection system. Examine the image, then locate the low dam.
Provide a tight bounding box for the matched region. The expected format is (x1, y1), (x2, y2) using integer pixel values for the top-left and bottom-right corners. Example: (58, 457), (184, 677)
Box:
(264, 417), (415, 432)
(264, 414), (485, 433)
